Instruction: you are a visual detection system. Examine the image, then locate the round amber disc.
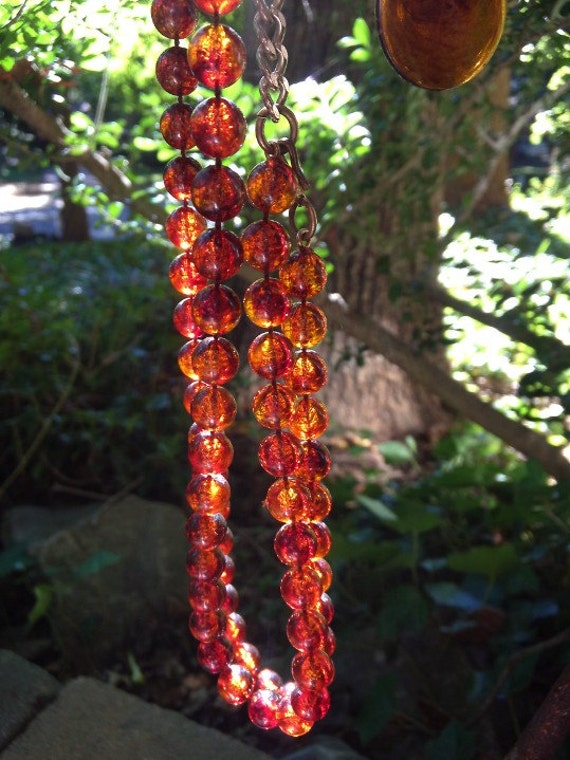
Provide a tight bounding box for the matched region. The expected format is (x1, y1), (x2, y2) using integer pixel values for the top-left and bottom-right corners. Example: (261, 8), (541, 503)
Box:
(164, 156), (201, 202)
(218, 663), (255, 706)
(292, 650), (335, 690)
(259, 431), (302, 478)
(194, 0), (242, 14)
(280, 247), (327, 299)
(191, 385), (237, 430)
(243, 278), (290, 329)
(178, 339), (200, 379)
(246, 157), (298, 215)
(289, 396), (329, 440)
(192, 164), (246, 223)
(188, 429), (234, 473)
(274, 522), (318, 566)
(156, 46), (198, 96)
(288, 350), (328, 394)
(192, 283), (241, 335)
(192, 336), (240, 385)
(165, 205), (208, 251)
(282, 302), (327, 348)
(241, 220), (290, 273)
(173, 297), (203, 339)
(251, 383), (295, 429)
(193, 228), (243, 281)
(151, 0), (198, 39)
(295, 440), (331, 481)
(185, 472), (230, 513)
(248, 332), (294, 380)
(264, 477), (310, 522)
(160, 103), (195, 151)
(191, 97), (246, 159)
(169, 253), (207, 295)
(188, 24), (246, 90)
(376, 0), (506, 91)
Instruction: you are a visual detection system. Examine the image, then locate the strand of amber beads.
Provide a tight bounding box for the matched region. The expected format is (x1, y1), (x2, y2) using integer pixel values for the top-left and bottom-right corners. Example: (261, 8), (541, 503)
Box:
(153, 0), (333, 736)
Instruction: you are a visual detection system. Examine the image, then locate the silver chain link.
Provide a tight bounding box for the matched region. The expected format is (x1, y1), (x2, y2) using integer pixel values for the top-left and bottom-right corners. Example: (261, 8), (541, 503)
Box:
(253, 0), (290, 120)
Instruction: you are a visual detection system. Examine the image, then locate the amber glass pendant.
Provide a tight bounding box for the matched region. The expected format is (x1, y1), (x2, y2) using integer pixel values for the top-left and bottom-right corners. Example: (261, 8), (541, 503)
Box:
(376, 0), (506, 90)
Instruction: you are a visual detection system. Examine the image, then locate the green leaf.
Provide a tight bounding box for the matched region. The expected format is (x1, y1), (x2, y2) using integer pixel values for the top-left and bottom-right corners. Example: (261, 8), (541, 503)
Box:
(377, 584), (428, 640)
(356, 673), (396, 744)
(425, 721), (475, 760)
(447, 544), (519, 579)
(391, 500), (442, 534)
(357, 494), (398, 522)
(378, 439), (416, 466)
(352, 17), (371, 48)
(425, 582), (482, 613)
(28, 583), (54, 627)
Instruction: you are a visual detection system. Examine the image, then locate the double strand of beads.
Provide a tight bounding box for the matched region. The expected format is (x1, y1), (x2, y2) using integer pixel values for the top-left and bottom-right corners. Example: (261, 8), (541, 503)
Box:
(152, 0), (334, 736)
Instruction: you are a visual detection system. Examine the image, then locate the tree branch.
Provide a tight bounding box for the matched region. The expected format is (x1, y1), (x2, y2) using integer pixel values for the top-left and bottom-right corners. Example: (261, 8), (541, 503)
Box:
(503, 664), (570, 760)
(323, 297), (570, 482)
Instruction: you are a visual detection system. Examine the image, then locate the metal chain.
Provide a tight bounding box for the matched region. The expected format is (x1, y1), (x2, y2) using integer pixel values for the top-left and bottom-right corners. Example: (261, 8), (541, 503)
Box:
(253, 0), (290, 120)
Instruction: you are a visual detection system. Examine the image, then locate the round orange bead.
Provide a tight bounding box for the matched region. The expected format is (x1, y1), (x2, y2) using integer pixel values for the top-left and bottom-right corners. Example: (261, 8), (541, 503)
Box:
(178, 339), (200, 379)
(274, 521), (318, 566)
(304, 482), (332, 521)
(291, 685), (330, 722)
(163, 156), (201, 202)
(252, 383), (295, 430)
(188, 608), (225, 642)
(188, 578), (225, 612)
(289, 396), (329, 440)
(191, 336), (240, 384)
(282, 302), (327, 348)
(191, 283), (241, 335)
(295, 440), (331, 481)
(291, 650), (335, 690)
(197, 638), (233, 674)
(165, 205), (207, 251)
(277, 683), (313, 736)
(218, 663), (255, 706)
(186, 472), (230, 512)
(188, 429), (234, 473)
(193, 228), (243, 281)
(156, 46), (198, 96)
(186, 547), (225, 581)
(309, 558), (332, 592)
(259, 431), (302, 478)
(191, 385), (237, 430)
(280, 247), (327, 299)
(265, 477), (310, 522)
(188, 24), (246, 90)
(280, 565), (323, 610)
(192, 164), (245, 222)
(151, 0), (198, 39)
(160, 103), (195, 151)
(243, 278), (290, 328)
(169, 253), (207, 295)
(248, 331), (294, 379)
(246, 157), (298, 214)
(191, 97), (246, 159)
(248, 688), (280, 730)
(241, 220), (290, 272)
(286, 609), (328, 651)
(287, 349), (327, 394)
(173, 298), (202, 339)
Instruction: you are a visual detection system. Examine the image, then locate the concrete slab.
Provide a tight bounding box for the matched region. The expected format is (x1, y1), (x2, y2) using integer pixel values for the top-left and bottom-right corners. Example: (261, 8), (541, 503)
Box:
(0, 675), (273, 760)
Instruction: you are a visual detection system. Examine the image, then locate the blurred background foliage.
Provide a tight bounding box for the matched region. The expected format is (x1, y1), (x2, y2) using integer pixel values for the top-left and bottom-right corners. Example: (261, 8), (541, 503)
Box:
(1, 0), (570, 758)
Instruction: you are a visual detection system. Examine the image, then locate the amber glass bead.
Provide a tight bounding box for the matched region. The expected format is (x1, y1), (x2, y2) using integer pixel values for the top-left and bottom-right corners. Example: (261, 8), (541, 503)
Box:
(288, 350), (328, 394)
(290, 396), (329, 440)
(220, 553), (235, 584)
(186, 472), (230, 512)
(324, 627), (336, 656)
(259, 432), (302, 478)
(160, 103), (195, 151)
(191, 336), (239, 384)
(165, 205), (207, 251)
(233, 642), (261, 673)
(164, 156), (201, 202)
(188, 608), (225, 642)
(274, 522), (318, 566)
(305, 482), (332, 521)
(193, 228), (243, 281)
(188, 578), (225, 612)
(183, 381), (206, 414)
(185, 511), (227, 550)
(192, 164), (245, 223)
(248, 331), (294, 380)
(224, 611), (246, 644)
(280, 247), (327, 299)
(218, 663), (255, 706)
(377, 0), (506, 91)
(169, 253), (207, 296)
(221, 583), (239, 613)
(173, 298), (202, 340)
(191, 97), (246, 159)
(186, 547), (225, 581)
(156, 46), (198, 96)
(291, 686), (330, 722)
(282, 302), (327, 349)
(188, 24), (246, 90)
(191, 385), (237, 430)
(244, 279), (290, 329)
(287, 609), (328, 652)
(292, 650), (335, 690)
(265, 477), (310, 522)
(197, 638), (233, 674)
(178, 339), (200, 379)
(188, 429), (233, 473)
(246, 157), (298, 214)
(248, 688), (280, 730)
(194, 0), (242, 14)
(280, 565), (323, 610)
(316, 593), (334, 625)
(192, 283), (241, 335)
(296, 440), (331, 481)
(219, 526), (234, 554)
(311, 521), (332, 558)
(252, 383), (295, 430)
(309, 558), (332, 592)
(277, 684), (313, 737)
(256, 668), (283, 691)
(151, 0), (198, 39)
(241, 220), (290, 272)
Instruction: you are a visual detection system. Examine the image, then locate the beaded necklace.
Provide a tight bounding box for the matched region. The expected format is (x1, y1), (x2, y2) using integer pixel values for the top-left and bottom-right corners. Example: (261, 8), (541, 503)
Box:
(151, 0), (334, 736)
